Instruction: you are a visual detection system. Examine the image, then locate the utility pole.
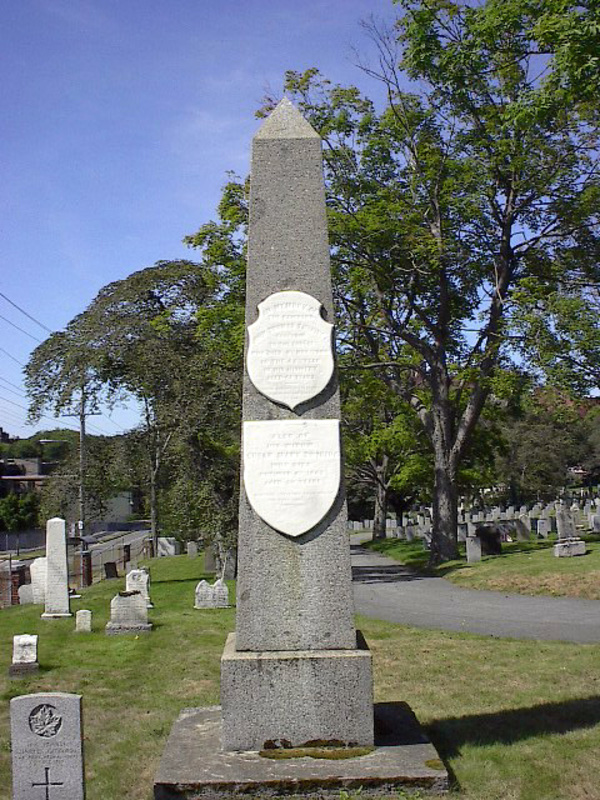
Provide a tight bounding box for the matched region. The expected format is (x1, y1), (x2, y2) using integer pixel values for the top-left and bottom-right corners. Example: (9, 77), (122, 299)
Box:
(61, 386), (101, 587)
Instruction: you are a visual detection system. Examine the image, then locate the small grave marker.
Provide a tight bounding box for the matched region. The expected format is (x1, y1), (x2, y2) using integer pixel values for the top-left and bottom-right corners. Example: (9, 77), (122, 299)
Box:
(9, 634), (39, 677)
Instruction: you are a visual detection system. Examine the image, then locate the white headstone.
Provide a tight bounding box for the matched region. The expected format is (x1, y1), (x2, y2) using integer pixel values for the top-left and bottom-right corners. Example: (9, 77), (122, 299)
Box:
(243, 418), (340, 537)
(75, 610), (92, 633)
(537, 519), (550, 539)
(157, 537), (181, 557)
(194, 578), (230, 609)
(13, 634), (38, 665)
(41, 518), (71, 619)
(246, 290), (334, 410)
(10, 692), (84, 800)
(18, 584), (34, 605)
(105, 591), (152, 634)
(125, 568), (152, 608)
(30, 557), (47, 605)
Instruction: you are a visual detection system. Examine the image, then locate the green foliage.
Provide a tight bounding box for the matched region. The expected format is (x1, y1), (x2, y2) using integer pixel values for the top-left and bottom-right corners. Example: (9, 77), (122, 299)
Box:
(0, 492), (39, 532)
(270, 0), (599, 561)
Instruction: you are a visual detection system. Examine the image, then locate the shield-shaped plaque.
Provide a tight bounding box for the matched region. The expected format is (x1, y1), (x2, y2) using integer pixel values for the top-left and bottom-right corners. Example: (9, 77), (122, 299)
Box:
(247, 290), (334, 409)
(243, 419), (340, 537)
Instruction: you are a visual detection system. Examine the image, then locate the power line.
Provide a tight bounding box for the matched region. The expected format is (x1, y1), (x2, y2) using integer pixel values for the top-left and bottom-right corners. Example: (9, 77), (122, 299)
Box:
(0, 376), (26, 396)
(0, 347), (25, 367)
(0, 313), (42, 343)
(0, 292), (53, 334)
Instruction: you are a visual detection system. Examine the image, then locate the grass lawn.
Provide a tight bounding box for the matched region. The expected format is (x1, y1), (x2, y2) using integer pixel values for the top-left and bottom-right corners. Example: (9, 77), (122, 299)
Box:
(365, 536), (600, 600)
(1, 554), (599, 800)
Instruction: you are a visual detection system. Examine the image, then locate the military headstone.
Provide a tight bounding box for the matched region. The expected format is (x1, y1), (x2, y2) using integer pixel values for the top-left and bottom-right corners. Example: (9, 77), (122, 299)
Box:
(9, 634), (39, 677)
(220, 98), (373, 751)
(10, 692), (84, 800)
(105, 591), (152, 635)
(75, 610), (92, 633)
(42, 518), (71, 619)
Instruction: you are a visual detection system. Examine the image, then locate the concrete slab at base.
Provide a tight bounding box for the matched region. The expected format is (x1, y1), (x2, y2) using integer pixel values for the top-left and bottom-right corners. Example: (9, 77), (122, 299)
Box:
(221, 631), (373, 750)
(154, 702), (449, 799)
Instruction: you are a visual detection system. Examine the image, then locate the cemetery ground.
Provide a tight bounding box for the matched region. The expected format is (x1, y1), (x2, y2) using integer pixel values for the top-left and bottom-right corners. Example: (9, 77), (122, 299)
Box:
(366, 535), (600, 600)
(1, 556), (599, 800)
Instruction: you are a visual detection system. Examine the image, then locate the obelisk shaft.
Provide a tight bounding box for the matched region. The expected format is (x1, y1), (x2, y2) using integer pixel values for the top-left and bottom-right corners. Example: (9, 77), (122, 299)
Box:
(235, 99), (356, 652)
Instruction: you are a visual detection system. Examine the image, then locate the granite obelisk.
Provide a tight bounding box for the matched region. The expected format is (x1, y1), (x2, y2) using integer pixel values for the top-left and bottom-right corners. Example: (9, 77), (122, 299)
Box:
(220, 98), (373, 751)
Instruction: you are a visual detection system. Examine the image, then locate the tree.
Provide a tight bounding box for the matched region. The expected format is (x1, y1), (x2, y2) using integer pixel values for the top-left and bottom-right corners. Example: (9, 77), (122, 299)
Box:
(342, 369), (429, 537)
(25, 259), (242, 550)
(262, 0), (599, 562)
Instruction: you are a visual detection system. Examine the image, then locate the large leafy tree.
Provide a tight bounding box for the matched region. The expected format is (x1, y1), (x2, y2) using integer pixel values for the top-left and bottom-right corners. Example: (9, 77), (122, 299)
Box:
(25, 259), (242, 549)
(262, 0), (600, 562)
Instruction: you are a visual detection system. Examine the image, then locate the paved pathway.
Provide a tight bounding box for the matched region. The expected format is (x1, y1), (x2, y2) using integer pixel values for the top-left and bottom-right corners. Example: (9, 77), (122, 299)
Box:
(351, 543), (600, 644)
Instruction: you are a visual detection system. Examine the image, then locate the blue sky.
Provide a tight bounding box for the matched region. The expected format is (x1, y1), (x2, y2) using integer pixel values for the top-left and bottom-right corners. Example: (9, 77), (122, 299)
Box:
(1, 0), (394, 439)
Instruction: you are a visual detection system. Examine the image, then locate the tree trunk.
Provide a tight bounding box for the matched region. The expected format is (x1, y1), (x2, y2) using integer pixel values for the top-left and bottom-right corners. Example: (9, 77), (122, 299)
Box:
(429, 387), (459, 564)
(430, 454), (459, 564)
(372, 455), (389, 540)
(150, 462), (158, 554)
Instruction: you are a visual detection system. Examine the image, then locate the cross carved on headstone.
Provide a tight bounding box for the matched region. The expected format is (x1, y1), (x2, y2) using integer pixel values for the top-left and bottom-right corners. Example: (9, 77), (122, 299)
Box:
(31, 766), (63, 800)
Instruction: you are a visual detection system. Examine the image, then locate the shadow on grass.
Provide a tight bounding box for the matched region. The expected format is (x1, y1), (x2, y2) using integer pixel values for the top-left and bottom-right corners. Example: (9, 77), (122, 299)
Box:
(428, 696), (600, 758)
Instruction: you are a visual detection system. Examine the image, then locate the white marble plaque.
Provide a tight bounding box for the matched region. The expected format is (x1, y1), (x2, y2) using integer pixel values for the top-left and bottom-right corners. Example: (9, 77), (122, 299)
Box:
(243, 419), (340, 537)
(247, 290), (334, 409)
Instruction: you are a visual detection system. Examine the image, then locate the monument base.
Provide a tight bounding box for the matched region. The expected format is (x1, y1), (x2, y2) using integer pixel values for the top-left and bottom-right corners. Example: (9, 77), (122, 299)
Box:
(41, 612), (72, 619)
(8, 663), (39, 678)
(153, 702), (449, 799)
(220, 632), (373, 751)
(105, 622), (153, 635)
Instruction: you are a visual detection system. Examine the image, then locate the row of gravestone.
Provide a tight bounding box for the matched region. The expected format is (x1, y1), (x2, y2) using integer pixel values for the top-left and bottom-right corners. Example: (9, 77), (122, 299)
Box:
(7, 572), (230, 797)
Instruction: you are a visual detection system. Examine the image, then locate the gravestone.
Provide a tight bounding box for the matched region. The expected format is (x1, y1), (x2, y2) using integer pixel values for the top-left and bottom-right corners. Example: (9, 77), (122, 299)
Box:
(105, 591), (152, 635)
(30, 557), (47, 605)
(194, 578), (229, 609)
(0, 559), (11, 608)
(157, 537), (181, 557)
(75, 610), (92, 633)
(18, 583), (34, 605)
(9, 634), (39, 677)
(554, 539), (586, 557)
(42, 518), (72, 619)
(186, 541), (198, 558)
(125, 567), (152, 608)
(466, 536), (482, 563)
(556, 509), (577, 539)
(203, 545), (217, 574)
(10, 692), (84, 800)
(591, 514), (600, 533)
(514, 515), (532, 542)
(537, 519), (550, 539)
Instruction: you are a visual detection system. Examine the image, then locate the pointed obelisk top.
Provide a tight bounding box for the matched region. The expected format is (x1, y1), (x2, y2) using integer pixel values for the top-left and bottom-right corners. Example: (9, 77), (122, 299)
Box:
(254, 97), (320, 140)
